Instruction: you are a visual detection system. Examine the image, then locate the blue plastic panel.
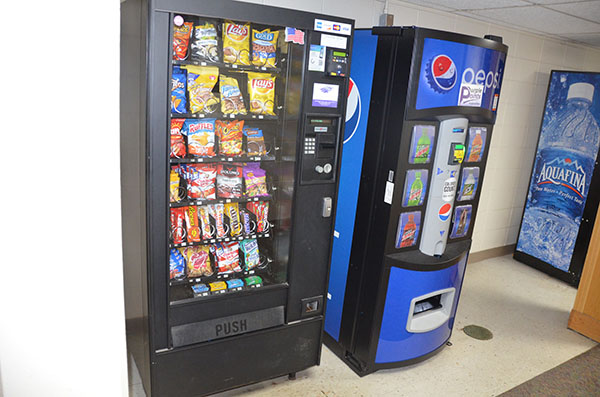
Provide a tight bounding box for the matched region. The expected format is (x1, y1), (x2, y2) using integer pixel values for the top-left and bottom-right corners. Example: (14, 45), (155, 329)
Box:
(415, 38), (506, 112)
(324, 30), (378, 341)
(375, 254), (467, 363)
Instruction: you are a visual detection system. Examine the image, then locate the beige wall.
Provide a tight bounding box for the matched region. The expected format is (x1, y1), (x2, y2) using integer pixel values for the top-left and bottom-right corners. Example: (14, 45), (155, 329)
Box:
(242, 0), (600, 253)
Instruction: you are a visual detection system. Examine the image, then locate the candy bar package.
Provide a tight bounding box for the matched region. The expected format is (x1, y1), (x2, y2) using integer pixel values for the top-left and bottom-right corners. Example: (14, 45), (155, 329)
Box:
(173, 21), (193, 60)
(216, 120), (244, 156)
(198, 206), (213, 240)
(223, 21), (250, 65)
(241, 239), (260, 270)
(226, 279), (244, 289)
(182, 65), (219, 114)
(247, 73), (276, 115)
(252, 28), (278, 68)
(170, 168), (182, 203)
(211, 241), (242, 274)
(191, 283), (209, 296)
(220, 75), (247, 115)
(170, 119), (187, 158)
(208, 203), (228, 238)
(171, 67), (187, 114)
(225, 203), (242, 237)
(209, 281), (227, 292)
(217, 164), (243, 198)
(183, 118), (216, 157)
(243, 127), (266, 156)
(170, 207), (186, 244)
(185, 205), (201, 243)
(183, 245), (213, 277)
(244, 163), (268, 197)
(191, 21), (219, 63)
(170, 249), (186, 280)
(185, 164), (216, 200)
(240, 209), (254, 235)
(247, 201), (269, 233)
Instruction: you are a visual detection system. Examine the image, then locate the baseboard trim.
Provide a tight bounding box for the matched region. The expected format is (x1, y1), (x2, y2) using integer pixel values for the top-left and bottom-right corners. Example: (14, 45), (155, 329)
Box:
(469, 244), (516, 264)
(568, 310), (600, 343)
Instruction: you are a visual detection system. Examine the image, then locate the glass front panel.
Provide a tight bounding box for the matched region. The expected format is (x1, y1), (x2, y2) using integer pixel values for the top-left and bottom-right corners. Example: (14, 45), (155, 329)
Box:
(167, 13), (299, 303)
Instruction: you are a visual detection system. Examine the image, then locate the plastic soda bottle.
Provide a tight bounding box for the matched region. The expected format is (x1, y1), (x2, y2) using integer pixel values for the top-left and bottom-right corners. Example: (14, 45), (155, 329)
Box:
(517, 82), (600, 271)
(468, 129), (483, 162)
(461, 171), (476, 200)
(414, 129), (431, 163)
(407, 172), (423, 206)
(400, 214), (417, 247)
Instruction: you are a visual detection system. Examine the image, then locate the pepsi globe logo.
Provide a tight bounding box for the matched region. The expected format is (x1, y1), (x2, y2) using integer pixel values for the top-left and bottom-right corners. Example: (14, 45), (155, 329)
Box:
(427, 55), (457, 93)
(344, 78), (361, 144)
(438, 203), (452, 221)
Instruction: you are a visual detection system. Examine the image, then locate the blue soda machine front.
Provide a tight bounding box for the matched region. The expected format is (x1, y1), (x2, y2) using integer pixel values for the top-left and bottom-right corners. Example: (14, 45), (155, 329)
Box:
(324, 27), (507, 375)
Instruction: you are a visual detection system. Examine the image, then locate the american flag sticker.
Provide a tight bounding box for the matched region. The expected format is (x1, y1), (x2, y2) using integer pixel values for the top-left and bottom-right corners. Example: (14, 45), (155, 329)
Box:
(285, 27), (305, 45)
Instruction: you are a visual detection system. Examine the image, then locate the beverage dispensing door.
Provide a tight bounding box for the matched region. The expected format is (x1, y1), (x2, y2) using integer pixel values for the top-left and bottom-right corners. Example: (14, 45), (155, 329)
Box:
(419, 118), (468, 256)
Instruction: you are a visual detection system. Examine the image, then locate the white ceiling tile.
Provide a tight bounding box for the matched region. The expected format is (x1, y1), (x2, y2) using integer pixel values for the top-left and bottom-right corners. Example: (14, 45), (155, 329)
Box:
(561, 33), (600, 47)
(547, 1), (600, 24)
(403, 0), (530, 9)
(526, 0), (591, 3)
(469, 6), (600, 34)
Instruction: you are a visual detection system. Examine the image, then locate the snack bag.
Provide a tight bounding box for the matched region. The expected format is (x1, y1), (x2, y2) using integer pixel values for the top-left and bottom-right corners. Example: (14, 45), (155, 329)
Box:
(211, 241), (242, 274)
(170, 168), (182, 203)
(223, 21), (250, 65)
(191, 21), (219, 63)
(208, 203), (227, 238)
(182, 65), (219, 114)
(198, 206), (213, 240)
(244, 127), (266, 156)
(216, 120), (244, 156)
(171, 67), (187, 114)
(244, 163), (268, 197)
(186, 164), (216, 200)
(185, 205), (201, 243)
(241, 239), (260, 270)
(170, 119), (186, 158)
(225, 203), (242, 237)
(173, 21), (193, 60)
(252, 29), (279, 68)
(217, 164), (243, 198)
(247, 73), (276, 115)
(184, 245), (213, 277)
(220, 75), (247, 115)
(170, 249), (186, 280)
(183, 118), (216, 157)
(170, 207), (186, 244)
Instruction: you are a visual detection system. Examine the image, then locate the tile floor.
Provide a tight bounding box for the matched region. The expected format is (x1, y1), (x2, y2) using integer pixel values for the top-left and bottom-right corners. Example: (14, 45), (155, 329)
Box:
(129, 255), (598, 396)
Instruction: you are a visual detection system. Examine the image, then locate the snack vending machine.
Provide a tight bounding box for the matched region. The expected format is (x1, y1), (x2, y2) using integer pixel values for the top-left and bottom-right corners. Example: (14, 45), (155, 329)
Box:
(324, 27), (507, 375)
(120, 0), (353, 395)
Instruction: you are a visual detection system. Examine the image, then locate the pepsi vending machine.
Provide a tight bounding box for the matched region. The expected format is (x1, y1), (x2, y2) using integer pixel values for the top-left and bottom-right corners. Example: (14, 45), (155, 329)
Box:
(324, 27), (507, 375)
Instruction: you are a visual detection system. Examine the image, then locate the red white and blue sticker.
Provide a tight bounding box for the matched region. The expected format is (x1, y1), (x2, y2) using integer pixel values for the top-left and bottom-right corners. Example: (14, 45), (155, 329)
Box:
(438, 203), (452, 221)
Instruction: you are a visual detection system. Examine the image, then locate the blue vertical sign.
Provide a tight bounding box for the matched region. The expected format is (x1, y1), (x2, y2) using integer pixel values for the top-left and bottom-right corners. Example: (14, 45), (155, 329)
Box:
(516, 72), (600, 272)
(325, 30), (378, 341)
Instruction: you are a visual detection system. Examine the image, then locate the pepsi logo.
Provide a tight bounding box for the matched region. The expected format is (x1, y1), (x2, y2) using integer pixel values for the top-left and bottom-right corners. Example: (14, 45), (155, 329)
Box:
(344, 77), (361, 144)
(427, 55), (457, 93)
(438, 203), (452, 221)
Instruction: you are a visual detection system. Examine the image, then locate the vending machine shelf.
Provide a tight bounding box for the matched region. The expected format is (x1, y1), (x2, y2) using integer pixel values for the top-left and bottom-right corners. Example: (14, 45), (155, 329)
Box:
(172, 59), (284, 75)
(171, 112), (279, 121)
(169, 195), (272, 208)
(170, 154), (276, 164)
(170, 231), (271, 248)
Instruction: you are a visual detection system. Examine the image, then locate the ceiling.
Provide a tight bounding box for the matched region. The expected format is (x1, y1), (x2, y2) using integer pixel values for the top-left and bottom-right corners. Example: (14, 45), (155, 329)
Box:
(400, 0), (600, 48)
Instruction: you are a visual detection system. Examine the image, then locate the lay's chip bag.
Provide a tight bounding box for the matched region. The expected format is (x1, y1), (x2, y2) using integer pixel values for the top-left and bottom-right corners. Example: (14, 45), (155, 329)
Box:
(223, 21), (250, 65)
(252, 29), (278, 68)
(247, 72), (276, 116)
(182, 65), (219, 114)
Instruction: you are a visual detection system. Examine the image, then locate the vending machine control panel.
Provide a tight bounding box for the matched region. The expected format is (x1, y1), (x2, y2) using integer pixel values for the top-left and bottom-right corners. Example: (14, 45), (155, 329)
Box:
(300, 116), (340, 184)
(420, 118), (468, 256)
(325, 48), (349, 77)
